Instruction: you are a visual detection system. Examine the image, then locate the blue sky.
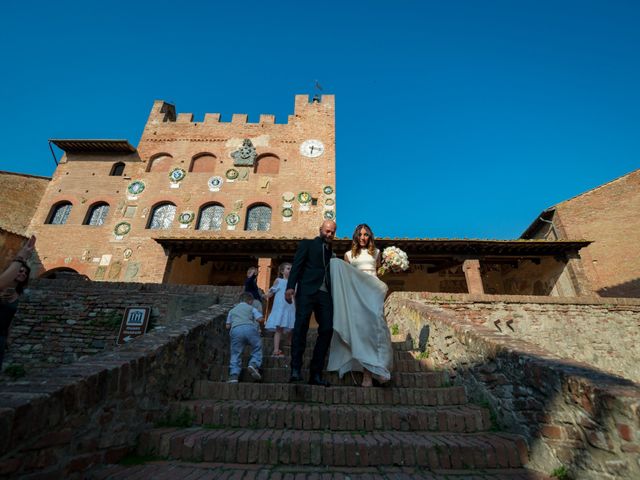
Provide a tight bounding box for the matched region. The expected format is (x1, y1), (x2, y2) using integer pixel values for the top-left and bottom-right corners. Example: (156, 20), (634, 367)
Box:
(1, 1), (639, 239)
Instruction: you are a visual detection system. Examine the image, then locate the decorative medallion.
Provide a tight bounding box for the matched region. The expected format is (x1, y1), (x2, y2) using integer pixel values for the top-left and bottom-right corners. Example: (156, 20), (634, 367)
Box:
(323, 210), (335, 220)
(225, 213), (240, 226)
(169, 168), (186, 183)
(282, 192), (295, 203)
(225, 168), (239, 180)
(231, 139), (257, 166)
(208, 176), (224, 191)
(323, 186), (334, 195)
(282, 208), (293, 218)
(297, 192), (312, 204)
(325, 198), (335, 206)
(178, 211), (195, 224)
(114, 222), (131, 236)
(127, 180), (145, 196)
(123, 248), (133, 259)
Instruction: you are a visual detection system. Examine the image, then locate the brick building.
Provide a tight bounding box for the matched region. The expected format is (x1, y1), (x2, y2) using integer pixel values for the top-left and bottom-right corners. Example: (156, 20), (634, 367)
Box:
(522, 168), (640, 297)
(0, 171), (50, 271)
(18, 95), (593, 296)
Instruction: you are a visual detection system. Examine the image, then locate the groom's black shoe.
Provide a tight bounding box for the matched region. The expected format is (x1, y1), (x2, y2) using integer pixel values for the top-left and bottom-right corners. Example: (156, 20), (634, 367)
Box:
(289, 368), (303, 383)
(309, 373), (331, 387)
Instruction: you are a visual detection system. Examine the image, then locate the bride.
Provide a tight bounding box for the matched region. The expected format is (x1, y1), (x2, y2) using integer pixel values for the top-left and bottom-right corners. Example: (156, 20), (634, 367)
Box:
(327, 223), (393, 387)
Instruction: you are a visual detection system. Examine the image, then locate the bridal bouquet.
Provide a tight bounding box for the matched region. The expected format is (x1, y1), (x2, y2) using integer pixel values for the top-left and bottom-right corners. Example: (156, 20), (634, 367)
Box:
(378, 246), (410, 275)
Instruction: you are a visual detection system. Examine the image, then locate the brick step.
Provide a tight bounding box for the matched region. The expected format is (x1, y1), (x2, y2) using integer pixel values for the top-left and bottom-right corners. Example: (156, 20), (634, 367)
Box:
(242, 352), (434, 372)
(210, 365), (448, 387)
(260, 336), (414, 352)
(139, 427), (529, 469)
(171, 400), (492, 432)
(89, 461), (552, 479)
(193, 381), (468, 406)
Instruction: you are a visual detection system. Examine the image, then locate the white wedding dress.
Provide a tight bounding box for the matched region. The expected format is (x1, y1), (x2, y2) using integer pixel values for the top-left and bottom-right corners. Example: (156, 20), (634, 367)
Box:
(327, 250), (393, 381)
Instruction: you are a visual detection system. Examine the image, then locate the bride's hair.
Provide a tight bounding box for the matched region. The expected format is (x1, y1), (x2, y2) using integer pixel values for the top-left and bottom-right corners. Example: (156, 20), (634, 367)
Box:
(277, 262), (292, 278)
(351, 223), (377, 258)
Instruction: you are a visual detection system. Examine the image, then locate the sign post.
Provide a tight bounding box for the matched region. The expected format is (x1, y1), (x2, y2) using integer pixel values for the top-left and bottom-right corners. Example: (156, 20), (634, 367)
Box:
(116, 306), (151, 345)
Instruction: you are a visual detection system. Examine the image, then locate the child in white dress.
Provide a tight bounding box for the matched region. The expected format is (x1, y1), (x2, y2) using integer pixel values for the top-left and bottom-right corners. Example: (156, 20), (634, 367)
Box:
(265, 263), (295, 357)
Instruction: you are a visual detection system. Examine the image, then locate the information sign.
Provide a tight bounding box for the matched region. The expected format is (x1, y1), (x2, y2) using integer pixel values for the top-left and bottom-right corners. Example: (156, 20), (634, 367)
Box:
(116, 306), (151, 345)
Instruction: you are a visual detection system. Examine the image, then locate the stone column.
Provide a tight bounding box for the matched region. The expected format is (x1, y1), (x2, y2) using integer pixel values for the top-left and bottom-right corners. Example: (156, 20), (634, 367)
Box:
(462, 259), (485, 294)
(257, 257), (273, 295)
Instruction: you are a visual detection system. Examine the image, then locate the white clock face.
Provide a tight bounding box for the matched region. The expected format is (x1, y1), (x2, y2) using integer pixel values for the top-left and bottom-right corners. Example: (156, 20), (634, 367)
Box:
(300, 139), (325, 158)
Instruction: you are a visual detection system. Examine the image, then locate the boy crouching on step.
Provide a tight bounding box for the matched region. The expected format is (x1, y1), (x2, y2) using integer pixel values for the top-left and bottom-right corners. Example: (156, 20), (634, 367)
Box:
(226, 292), (264, 383)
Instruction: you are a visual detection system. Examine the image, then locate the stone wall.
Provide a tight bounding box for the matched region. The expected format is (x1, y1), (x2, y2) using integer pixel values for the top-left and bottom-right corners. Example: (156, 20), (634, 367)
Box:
(397, 294), (640, 383)
(386, 292), (640, 480)
(0, 296), (234, 478)
(2, 278), (242, 377)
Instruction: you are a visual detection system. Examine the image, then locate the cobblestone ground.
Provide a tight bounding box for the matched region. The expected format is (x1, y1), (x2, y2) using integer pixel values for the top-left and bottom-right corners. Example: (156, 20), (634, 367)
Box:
(89, 462), (552, 479)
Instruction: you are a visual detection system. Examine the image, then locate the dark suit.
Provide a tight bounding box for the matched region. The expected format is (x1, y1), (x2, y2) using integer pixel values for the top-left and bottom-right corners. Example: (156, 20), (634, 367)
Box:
(287, 236), (334, 376)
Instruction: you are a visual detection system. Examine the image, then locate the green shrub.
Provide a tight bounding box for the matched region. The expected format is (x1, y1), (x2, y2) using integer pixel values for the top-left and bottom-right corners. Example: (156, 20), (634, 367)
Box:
(4, 364), (26, 380)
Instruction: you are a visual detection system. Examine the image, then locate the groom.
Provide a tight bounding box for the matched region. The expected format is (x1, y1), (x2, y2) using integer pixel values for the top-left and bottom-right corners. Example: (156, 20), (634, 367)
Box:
(285, 220), (336, 387)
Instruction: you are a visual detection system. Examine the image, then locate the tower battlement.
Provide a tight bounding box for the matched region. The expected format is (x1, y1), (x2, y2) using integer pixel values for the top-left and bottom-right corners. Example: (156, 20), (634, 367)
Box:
(145, 95), (335, 127)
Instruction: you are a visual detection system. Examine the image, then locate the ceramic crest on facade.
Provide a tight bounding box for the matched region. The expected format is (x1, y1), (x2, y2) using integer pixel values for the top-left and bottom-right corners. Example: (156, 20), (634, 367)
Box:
(208, 176), (224, 191)
(127, 180), (145, 196)
(169, 167), (186, 183)
(225, 212), (240, 226)
(114, 222), (131, 236)
(225, 169), (239, 181)
(297, 192), (312, 204)
(178, 211), (195, 225)
(231, 139), (257, 166)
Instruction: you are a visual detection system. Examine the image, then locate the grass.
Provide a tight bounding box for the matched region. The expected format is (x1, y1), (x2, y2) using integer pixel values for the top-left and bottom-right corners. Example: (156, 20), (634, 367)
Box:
(4, 364), (26, 380)
(155, 408), (195, 428)
(478, 400), (500, 432)
(551, 465), (571, 480)
(390, 324), (400, 336)
(118, 454), (165, 466)
(416, 350), (429, 360)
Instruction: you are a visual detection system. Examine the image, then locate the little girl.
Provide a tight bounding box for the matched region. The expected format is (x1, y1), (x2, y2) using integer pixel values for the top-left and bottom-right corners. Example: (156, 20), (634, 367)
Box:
(264, 263), (295, 357)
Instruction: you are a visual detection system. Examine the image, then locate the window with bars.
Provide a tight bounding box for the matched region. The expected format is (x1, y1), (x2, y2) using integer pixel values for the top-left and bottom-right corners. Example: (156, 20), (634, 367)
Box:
(197, 204), (224, 230)
(85, 203), (110, 226)
(148, 203), (176, 229)
(47, 202), (72, 225)
(245, 205), (271, 231)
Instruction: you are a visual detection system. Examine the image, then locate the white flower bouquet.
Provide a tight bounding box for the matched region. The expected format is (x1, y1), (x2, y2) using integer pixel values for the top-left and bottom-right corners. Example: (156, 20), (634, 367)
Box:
(378, 246), (410, 275)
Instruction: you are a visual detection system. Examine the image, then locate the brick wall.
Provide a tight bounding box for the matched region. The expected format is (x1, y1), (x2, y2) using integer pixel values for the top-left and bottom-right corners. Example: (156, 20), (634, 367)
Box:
(386, 292), (640, 479)
(555, 168), (640, 297)
(2, 278), (242, 377)
(0, 295), (235, 478)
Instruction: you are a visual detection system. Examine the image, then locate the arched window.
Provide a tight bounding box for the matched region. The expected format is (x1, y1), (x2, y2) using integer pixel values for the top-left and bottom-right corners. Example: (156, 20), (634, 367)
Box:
(197, 203), (224, 231)
(255, 154), (280, 174)
(110, 162), (125, 176)
(189, 153), (217, 173)
(84, 202), (110, 226)
(46, 202), (72, 225)
(148, 153), (173, 172)
(245, 204), (271, 231)
(148, 203), (176, 229)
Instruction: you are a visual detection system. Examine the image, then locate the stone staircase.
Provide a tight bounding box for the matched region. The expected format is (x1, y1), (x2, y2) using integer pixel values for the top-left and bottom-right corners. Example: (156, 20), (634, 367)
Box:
(90, 332), (551, 479)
